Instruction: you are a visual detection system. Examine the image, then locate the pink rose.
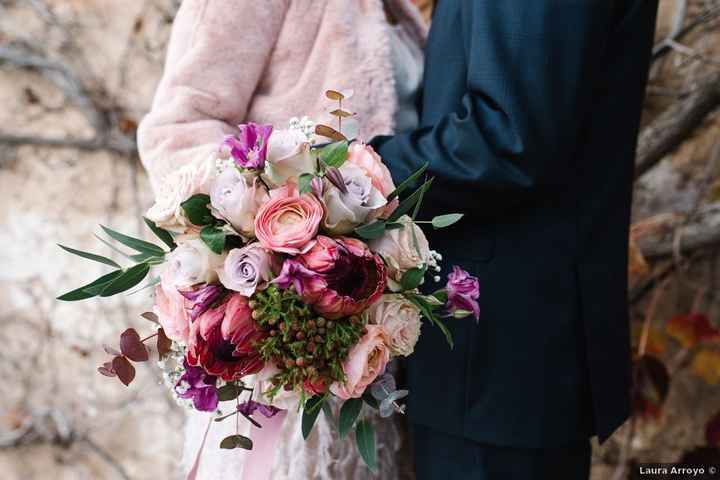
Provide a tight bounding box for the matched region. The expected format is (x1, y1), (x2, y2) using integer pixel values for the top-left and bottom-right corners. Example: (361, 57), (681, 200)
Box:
(368, 215), (430, 291)
(254, 183), (324, 255)
(153, 269), (191, 342)
(346, 143), (398, 218)
(367, 294), (422, 357)
(330, 325), (391, 399)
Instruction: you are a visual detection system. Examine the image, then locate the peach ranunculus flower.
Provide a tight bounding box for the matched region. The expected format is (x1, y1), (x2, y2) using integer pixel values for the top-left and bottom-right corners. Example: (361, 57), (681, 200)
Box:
(145, 156), (216, 232)
(330, 325), (391, 400)
(153, 269), (191, 342)
(254, 183), (324, 255)
(346, 143), (398, 219)
(367, 294), (422, 357)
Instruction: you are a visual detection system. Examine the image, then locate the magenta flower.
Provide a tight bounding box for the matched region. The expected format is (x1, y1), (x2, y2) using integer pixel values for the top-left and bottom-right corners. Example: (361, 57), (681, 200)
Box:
(180, 283), (224, 321)
(224, 123), (273, 170)
(237, 400), (281, 419)
(446, 266), (480, 321)
(175, 360), (219, 412)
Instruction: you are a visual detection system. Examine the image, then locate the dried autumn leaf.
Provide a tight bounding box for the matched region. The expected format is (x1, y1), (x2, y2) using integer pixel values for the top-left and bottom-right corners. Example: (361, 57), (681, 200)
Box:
(632, 355), (670, 420)
(325, 90), (345, 101)
(315, 124), (347, 142)
(119, 328), (149, 362)
(628, 235), (649, 281)
(329, 109), (355, 118)
(692, 350), (720, 385)
(632, 324), (667, 357)
(666, 312), (720, 348)
(111, 356), (135, 386)
(707, 411), (720, 447)
(156, 327), (172, 360)
(141, 312), (159, 324)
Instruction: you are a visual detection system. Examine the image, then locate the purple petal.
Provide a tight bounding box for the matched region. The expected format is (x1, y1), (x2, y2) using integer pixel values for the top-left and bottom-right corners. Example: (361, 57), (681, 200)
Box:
(180, 284), (224, 321)
(237, 400), (281, 419)
(193, 385), (220, 412)
(446, 266), (480, 321)
(273, 259), (320, 295)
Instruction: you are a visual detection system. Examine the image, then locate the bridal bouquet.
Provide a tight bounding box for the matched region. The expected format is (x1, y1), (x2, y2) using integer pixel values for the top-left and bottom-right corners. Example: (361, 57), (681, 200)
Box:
(58, 90), (479, 471)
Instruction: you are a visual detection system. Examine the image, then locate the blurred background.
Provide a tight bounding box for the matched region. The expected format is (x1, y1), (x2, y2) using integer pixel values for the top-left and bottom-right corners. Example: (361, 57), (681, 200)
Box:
(0, 1), (719, 479)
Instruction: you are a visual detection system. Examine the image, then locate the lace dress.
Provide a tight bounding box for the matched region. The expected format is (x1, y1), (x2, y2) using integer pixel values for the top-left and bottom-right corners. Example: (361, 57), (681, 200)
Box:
(182, 15), (423, 480)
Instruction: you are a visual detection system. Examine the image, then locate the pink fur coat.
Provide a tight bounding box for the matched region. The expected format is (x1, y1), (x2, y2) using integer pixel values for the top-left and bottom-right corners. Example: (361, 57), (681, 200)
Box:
(137, 0), (427, 191)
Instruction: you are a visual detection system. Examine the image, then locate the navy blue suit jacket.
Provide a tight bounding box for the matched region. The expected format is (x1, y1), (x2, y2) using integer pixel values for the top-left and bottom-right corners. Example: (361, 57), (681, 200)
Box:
(372, 0), (658, 447)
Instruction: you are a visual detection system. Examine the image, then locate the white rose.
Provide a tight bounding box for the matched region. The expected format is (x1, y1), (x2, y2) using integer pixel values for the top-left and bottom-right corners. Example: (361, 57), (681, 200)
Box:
(367, 294), (422, 357)
(146, 156), (216, 232)
(263, 129), (315, 185)
(368, 215), (430, 291)
(322, 163), (388, 234)
(209, 168), (269, 238)
(164, 238), (225, 289)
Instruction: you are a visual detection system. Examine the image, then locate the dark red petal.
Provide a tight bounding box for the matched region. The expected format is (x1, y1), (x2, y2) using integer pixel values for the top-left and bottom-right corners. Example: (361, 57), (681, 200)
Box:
(120, 328), (149, 362)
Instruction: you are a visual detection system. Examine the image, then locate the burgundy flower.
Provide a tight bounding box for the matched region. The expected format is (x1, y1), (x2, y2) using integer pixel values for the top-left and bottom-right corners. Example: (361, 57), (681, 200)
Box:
(446, 266), (480, 321)
(237, 400), (281, 419)
(294, 236), (387, 319)
(180, 283), (224, 321)
(224, 123), (273, 170)
(187, 293), (266, 381)
(175, 360), (219, 412)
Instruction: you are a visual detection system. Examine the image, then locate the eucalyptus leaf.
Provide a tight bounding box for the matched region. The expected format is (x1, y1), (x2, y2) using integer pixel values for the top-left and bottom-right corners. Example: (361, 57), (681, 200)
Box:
(57, 270), (124, 301)
(298, 173), (315, 194)
(181, 194), (214, 226)
(387, 178), (434, 223)
(355, 420), (377, 472)
(100, 225), (165, 257)
(301, 395), (325, 439)
(431, 213), (464, 229)
(408, 294), (454, 349)
(58, 244), (121, 268)
(93, 234), (153, 262)
(387, 162), (428, 201)
(200, 225), (226, 254)
(354, 221), (387, 240)
(219, 434), (253, 450)
(217, 384), (242, 402)
(99, 263), (151, 297)
(143, 217), (177, 250)
(338, 398), (363, 438)
(317, 140), (349, 168)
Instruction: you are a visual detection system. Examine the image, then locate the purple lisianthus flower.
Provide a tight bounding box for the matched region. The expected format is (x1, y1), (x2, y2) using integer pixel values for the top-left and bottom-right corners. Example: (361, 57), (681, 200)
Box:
(224, 123), (273, 170)
(237, 400), (281, 418)
(446, 266), (480, 321)
(175, 360), (219, 412)
(273, 258), (320, 295)
(180, 284), (224, 321)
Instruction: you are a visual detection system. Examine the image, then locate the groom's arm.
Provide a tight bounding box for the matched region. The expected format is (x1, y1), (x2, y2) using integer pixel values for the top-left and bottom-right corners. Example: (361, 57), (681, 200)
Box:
(372, 0), (618, 218)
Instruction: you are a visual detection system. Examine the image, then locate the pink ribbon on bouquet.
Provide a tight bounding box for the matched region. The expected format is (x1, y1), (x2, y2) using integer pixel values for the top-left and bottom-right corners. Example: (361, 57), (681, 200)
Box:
(187, 410), (288, 480)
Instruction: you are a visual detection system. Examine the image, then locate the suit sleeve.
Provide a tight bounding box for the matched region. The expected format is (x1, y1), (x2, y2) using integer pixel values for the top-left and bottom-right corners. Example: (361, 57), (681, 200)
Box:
(137, 0), (288, 192)
(372, 1), (613, 217)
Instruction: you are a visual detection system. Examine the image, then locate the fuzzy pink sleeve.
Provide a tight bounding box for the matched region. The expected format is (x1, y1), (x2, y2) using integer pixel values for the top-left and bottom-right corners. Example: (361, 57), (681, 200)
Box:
(138, 0), (288, 191)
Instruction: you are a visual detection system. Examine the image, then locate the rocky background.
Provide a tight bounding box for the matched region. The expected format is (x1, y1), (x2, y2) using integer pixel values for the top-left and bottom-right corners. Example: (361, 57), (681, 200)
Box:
(0, 1), (719, 479)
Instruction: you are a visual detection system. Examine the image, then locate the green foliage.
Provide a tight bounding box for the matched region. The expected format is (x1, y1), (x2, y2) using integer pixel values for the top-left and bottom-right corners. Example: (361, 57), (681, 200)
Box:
(220, 434), (253, 450)
(200, 225), (226, 254)
(181, 194), (214, 226)
(317, 140), (349, 168)
(400, 266), (427, 291)
(100, 225), (165, 257)
(355, 420), (377, 472)
(302, 395), (325, 439)
(57, 244), (121, 268)
(431, 213), (464, 229)
(406, 292), (454, 349)
(298, 173), (316, 194)
(387, 162), (428, 201)
(339, 398), (363, 438)
(143, 217), (177, 250)
(354, 220), (388, 240)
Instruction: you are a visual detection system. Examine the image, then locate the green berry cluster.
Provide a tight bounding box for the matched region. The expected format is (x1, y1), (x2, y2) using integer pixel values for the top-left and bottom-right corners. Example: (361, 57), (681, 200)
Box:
(250, 285), (366, 399)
